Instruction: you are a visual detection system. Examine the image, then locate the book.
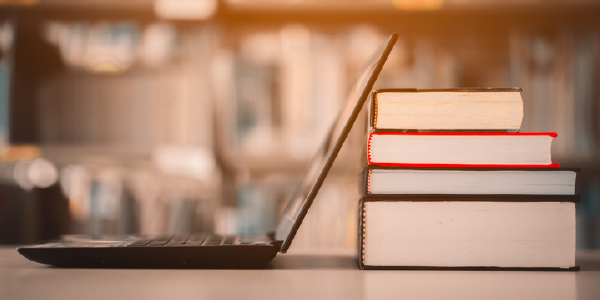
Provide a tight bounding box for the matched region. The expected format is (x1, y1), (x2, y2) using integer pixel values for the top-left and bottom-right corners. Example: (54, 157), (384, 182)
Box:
(358, 196), (580, 270)
(367, 132), (559, 168)
(362, 167), (578, 195)
(369, 88), (524, 131)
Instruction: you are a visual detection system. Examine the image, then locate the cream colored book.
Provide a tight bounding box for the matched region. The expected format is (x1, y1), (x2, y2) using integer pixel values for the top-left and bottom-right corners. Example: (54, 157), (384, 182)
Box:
(359, 197), (579, 270)
(370, 88), (523, 131)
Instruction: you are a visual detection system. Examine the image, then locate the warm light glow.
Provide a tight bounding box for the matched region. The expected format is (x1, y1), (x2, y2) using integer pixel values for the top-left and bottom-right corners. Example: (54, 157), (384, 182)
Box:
(28, 158), (59, 188)
(0, 145), (40, 161)
(9, 157), (58, 189)
(0, 0), (39, 5)
(87, 61), (127, 74)
(155, 0), (218, 20)
(392, 0), (443, 10)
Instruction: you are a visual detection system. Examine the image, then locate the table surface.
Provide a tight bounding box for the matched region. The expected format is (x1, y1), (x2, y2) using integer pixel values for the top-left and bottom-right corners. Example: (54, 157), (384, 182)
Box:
(2, 247), (600, 300)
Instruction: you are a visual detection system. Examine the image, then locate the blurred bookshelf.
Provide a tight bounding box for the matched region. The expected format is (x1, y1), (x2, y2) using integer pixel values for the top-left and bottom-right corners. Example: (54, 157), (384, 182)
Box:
(0, 0), (599, 251)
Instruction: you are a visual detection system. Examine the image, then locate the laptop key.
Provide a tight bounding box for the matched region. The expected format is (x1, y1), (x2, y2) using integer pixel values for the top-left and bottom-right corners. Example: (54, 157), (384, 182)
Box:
(202, 235), (223, 246)
(181, 234), (207, 246)
(239, 238), (270, 245)
(165, 236), (189, 247)
(126, 239), (153, 247)
(222, 236), (237, 246)
(147, 237), (171, 247)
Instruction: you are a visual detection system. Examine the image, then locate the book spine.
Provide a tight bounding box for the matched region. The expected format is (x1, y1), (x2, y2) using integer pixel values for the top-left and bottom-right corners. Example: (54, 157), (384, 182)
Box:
(369, 90), (377, 129)
(358, 198), (366, 270)
(366, 168), (372, 195)
(367, 131), (373, 165)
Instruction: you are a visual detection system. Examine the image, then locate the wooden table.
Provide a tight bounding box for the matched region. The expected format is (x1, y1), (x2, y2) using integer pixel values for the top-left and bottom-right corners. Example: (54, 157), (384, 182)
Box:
(1, 247), (600, 300)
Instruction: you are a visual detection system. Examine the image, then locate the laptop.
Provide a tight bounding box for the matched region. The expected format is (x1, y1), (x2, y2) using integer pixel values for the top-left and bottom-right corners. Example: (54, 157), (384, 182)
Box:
(16, 33), (398, 268)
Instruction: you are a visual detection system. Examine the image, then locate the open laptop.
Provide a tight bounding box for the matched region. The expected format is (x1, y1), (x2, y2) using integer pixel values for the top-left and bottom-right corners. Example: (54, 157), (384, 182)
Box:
(17, 33), (398, 268)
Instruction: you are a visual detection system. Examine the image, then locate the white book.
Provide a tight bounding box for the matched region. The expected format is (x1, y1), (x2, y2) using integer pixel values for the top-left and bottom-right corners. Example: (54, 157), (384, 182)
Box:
(359, 199), (578, 270)
(364, 167), (578, 195)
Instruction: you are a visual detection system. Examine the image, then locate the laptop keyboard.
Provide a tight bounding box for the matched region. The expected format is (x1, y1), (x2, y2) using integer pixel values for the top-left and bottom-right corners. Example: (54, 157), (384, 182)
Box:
(25, 234), (273, 248)
(124, 234), (270, 247)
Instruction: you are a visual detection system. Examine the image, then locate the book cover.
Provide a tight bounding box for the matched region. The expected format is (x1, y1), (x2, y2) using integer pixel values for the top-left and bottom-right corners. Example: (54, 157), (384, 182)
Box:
(367, 132), (560, 168)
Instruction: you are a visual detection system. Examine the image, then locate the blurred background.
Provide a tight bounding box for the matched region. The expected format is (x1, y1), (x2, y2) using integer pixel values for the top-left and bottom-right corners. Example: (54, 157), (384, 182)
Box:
(0, 0), (599, 252)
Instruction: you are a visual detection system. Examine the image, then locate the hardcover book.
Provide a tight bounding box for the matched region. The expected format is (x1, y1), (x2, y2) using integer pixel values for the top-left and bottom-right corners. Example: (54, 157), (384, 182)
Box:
(369, 88), (523, 132)
(358, 196), (580, 270)
(362, 166), (578, 195)
(367, 132), (559, 168)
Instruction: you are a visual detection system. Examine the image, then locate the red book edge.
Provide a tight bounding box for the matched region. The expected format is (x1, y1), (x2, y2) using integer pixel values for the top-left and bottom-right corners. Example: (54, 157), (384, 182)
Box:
(369, 132), (558, 137)
(369, 162), (561, 168)
(366, 132), (559, 168)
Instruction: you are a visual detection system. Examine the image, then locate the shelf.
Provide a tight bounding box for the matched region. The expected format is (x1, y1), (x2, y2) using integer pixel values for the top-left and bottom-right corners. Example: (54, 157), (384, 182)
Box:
(218, 4), (600, 29)
(1, 2), (600, 27)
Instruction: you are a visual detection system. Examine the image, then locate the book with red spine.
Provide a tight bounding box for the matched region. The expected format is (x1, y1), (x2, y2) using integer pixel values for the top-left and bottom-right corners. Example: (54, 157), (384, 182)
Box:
(367, 132), (560, 168)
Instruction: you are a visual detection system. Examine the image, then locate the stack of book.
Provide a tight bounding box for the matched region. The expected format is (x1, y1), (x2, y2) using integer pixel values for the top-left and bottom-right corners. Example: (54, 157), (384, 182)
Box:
(358, 88), (580, 270)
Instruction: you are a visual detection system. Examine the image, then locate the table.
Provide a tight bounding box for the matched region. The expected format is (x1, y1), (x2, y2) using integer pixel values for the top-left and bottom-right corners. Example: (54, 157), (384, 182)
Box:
(1, 247), (600, 300)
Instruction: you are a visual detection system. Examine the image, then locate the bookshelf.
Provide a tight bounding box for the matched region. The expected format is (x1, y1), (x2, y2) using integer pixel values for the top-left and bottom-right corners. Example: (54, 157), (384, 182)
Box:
(0, 1), (599, 249)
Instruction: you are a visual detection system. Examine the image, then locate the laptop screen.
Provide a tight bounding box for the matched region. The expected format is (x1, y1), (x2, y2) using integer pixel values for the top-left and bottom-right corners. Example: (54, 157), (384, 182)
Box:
(275, 33), (398, 253)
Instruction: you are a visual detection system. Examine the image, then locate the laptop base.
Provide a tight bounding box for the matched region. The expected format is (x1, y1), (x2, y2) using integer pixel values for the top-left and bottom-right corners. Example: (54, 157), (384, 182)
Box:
(17, 237), (282, 269)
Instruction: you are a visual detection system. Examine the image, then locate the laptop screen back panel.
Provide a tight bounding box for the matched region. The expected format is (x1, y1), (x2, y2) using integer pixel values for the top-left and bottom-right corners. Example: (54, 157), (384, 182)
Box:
(275, 33), (398, 253)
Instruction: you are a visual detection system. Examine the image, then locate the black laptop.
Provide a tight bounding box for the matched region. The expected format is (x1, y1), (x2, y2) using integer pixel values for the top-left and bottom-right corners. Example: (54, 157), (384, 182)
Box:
(17, 33), (398, 268)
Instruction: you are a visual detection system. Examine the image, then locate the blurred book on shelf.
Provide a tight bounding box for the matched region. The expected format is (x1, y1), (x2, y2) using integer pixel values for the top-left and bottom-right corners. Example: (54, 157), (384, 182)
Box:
(217, 25), (350, 162)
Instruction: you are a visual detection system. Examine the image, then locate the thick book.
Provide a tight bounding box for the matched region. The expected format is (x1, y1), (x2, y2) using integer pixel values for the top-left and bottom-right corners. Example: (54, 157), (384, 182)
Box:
(362, 166), (578, 195)
(369, 88), (523, 131)
(358, 196), (580, 270)
(367, 132), (559, 168)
